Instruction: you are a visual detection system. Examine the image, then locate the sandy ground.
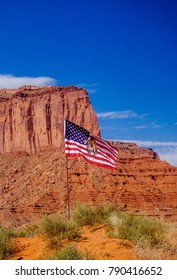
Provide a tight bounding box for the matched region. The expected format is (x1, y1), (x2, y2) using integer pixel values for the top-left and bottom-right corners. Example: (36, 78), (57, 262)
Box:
(11, 225), (138, 260)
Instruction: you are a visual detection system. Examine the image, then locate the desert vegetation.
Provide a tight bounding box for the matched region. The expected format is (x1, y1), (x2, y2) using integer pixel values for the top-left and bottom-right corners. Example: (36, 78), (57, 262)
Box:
(0, 204), (177, 260)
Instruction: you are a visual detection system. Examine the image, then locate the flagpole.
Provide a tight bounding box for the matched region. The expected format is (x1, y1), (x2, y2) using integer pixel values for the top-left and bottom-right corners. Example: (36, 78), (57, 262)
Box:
(66, 157), (70, 220)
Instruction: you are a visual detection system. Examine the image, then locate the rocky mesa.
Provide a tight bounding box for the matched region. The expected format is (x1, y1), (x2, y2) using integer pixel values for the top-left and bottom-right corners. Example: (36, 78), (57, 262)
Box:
(0, 85), (100, 155)
(0, 85), (177, 226)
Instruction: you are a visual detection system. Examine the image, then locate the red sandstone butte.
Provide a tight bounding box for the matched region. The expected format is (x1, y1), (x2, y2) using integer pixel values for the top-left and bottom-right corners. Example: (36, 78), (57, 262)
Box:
(0, 85), (100, 155)
(0, 85), (177, 227)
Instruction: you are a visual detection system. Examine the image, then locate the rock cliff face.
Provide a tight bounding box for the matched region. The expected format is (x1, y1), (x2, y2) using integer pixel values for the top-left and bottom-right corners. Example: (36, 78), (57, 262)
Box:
(0, 85), (100, 154)
(0, 86), (177, 226)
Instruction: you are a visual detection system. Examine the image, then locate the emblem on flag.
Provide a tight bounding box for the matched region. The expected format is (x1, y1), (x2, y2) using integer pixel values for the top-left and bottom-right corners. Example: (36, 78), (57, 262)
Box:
(64, 119), (118, 170)
(84, 136), (97, 156)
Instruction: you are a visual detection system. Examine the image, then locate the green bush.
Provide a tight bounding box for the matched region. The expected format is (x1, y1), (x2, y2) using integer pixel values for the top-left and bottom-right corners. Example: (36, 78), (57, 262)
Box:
(94, 205), (119, 225)
(40, 215), (81, 240)
(73, 204), (96, 226)
(115, 213), (165, 247)
(51, 245), (84, 260)
(73, 204), (118, 227)
(47, 236), (61, 250)
(0, 226), (14, 259)
(12, 224), (40, 238)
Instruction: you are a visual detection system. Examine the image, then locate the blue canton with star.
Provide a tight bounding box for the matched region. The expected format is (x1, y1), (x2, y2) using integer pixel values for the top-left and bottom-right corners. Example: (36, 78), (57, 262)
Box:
(65, 120), (89, 144)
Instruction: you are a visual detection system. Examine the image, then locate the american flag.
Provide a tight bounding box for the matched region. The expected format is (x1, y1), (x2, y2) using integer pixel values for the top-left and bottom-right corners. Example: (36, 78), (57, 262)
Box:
(64, 119), (118, 170)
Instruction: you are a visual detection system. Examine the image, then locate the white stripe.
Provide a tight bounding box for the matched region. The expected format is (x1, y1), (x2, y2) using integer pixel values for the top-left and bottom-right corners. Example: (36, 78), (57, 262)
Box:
(65, 139), (117, 160)
(65, 149), (115, 168)
(65, 147), (116, 166)
(94, 137), (118, 157)
(65, 141), (116, 164)
(97, 145), (118, 160)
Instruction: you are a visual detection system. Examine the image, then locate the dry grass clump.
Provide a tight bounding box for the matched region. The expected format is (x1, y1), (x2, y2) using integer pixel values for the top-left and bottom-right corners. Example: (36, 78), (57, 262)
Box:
(49, 244), (84, 260)
(40, 214), (81, 241)
(130, 222), (177, 260)
(110, 212), (177, 259)
(0, 226), (15, 259)
(72, 204), (118, 226)
(112, 214), (165, 247)
(165, 222), (177, 248)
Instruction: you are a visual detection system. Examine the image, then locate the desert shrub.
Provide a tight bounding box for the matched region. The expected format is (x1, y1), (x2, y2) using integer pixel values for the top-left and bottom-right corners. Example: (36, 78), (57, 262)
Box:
(73, 204), (96, 226)
(115, 213), (165, 247)
(94, 205), (119, 225)
(50, 245), (84, 260)
(13, 223), (40, 238)
(73, 204), (118, 226)
(47, 236), (61, 250)
(40, 215), (81, 240)
(0, 226), (14, 259)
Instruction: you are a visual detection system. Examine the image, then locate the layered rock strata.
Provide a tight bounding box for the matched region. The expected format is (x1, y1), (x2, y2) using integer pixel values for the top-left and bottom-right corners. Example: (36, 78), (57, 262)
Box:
(0, 143), (177, 227)
(0, 85), (100, 155)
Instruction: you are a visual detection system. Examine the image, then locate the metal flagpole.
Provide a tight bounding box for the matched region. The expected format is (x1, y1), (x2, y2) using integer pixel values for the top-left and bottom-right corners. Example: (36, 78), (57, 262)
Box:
(66, 157), (70, 220)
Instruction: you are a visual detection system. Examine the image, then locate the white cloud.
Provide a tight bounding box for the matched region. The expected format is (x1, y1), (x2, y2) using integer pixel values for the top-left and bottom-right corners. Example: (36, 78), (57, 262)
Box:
(133, 125), (148, 129)
(151, 122), (163, 128)
(0, 74), (57, 88)
(86, 88), (97, 94)
(139, 113), (150, 119)
(116, 139), (177, 166)
(100, 126), (117, 130)
(118, 140), (177, 147)
(97, 110), (139, 119)
(155, 147), (177, 167)
(76, 83), (99, 88)
(76, 83), (99, 94)
(76, 83), (87, 88)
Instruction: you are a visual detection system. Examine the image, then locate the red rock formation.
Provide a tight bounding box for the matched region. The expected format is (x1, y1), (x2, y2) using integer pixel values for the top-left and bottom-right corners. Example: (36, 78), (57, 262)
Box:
(0, 146), (177, 227)
(0, 85), (100, 155)
(0, 86), (177, 226)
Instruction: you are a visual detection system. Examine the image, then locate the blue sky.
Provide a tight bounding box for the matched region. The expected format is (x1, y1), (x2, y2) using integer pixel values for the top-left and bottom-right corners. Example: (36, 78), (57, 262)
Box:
(0, 0), (177, 166)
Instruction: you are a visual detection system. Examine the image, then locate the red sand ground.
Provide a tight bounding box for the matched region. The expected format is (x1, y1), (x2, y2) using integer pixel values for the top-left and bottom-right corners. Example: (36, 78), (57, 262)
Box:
(11, 225), (138, 260)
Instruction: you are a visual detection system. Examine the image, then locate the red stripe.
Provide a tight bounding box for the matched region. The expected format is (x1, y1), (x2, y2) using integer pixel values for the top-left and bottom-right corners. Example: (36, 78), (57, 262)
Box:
(96, 144), (118, 161)
(92, 137), (118, 158)
(65, 146), (116, 166)
(65, 140), (117, 165)
(65, 140), (115, 161)
(65, 153), (117, 170)
(65, 139), (118, 161)
(93, 137), (118, 158)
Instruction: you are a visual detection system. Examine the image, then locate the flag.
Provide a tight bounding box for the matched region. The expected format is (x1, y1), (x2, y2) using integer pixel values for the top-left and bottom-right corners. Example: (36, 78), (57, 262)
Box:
(64, 119), (118, 170)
